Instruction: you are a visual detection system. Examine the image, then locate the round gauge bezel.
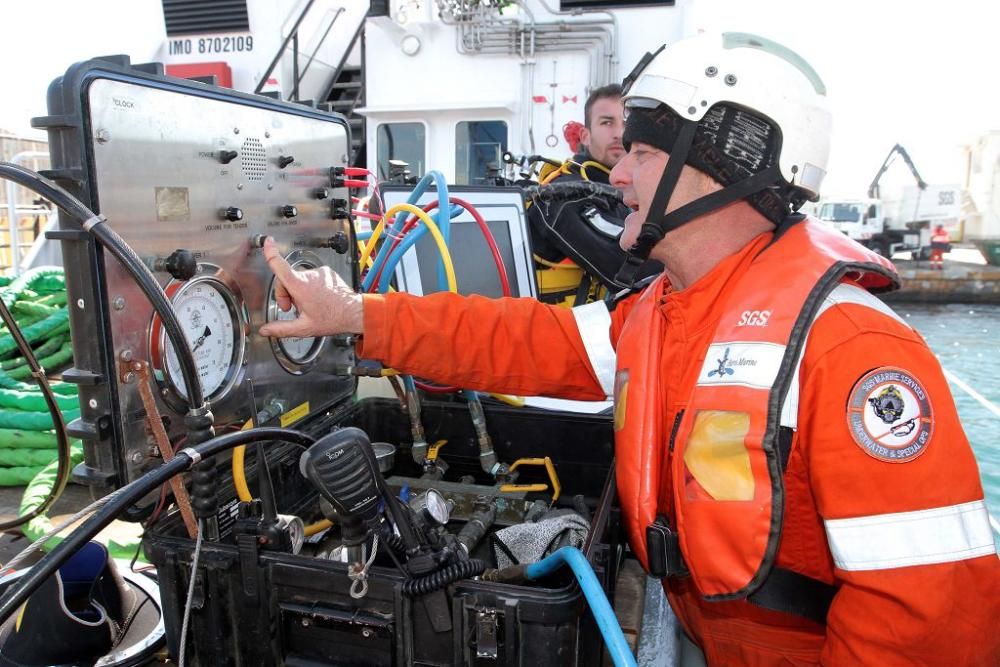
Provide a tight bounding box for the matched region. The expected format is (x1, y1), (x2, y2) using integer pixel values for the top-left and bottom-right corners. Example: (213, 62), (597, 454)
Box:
(148, 264), (249, 412)
(265, 250), (327, 374)
(423, 489), (451, 525)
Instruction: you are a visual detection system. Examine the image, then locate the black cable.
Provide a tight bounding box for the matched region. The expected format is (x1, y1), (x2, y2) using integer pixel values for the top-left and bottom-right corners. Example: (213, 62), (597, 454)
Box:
(254, 442), (278, 523)
(0, 289), (71, 532)
(0, 162), (204, 409)
(400, 559), (486, 596)
(0, 427), (315, 625)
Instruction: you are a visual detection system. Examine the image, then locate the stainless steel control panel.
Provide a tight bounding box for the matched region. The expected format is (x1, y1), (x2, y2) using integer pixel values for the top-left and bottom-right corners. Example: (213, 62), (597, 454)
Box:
(83, 77), (355, 482)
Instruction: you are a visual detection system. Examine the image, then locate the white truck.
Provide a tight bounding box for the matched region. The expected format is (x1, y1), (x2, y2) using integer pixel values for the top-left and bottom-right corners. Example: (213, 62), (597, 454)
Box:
(817, 144), (961, 258)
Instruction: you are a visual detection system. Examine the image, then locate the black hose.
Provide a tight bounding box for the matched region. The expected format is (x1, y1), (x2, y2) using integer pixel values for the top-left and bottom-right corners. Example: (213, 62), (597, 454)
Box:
(0, 427), (315, 625)
(400, 559), (486, 596)
(0, 296), (70, 531)
(0, 162), (205, 408)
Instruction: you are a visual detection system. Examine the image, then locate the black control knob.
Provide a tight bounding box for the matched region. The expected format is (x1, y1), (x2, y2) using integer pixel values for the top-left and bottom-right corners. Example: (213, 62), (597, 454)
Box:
(219, 150), (238, 164)
(223, 207), (244, 222)
(277, 155), (295, 169)
(280, 205), (298, 218)
(313, 187), (330, 200)
(164, 249), (197, 281)
(313, 232), (350, 253)
(330, 198), (350, 220)
(328, 232), (350, 254)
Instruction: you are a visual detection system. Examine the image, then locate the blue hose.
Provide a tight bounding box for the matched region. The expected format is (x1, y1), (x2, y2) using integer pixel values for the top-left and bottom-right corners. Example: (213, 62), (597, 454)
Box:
(525, 547), (638, 667)
(364, 171), (451, 292)
(375, 204), (464, 294)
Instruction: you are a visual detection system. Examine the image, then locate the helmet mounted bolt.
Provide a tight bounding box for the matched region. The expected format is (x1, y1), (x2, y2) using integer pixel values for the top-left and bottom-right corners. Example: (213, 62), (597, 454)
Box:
(725, 74), (738, 86)
(705, 66), (718, 77)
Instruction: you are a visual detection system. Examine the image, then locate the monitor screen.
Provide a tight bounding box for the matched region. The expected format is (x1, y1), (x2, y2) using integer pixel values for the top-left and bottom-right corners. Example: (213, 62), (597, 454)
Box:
(414, 219), (514, 298)
(379, 185), (536, 299)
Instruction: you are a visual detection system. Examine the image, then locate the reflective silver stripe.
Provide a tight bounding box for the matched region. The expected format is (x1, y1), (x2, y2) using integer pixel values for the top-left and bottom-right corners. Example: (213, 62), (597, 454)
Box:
(571, 301), (616, 397)
(825, 500), (998, 571)
(780, 284), (909, 428)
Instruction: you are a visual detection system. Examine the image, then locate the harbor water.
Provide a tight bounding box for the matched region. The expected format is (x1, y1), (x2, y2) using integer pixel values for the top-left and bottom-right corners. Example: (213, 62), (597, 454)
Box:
(898, 303), (1000, 528)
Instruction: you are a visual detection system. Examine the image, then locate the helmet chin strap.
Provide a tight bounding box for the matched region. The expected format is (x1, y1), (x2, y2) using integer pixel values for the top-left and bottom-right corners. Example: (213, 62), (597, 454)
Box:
(614, 117), (784, 288)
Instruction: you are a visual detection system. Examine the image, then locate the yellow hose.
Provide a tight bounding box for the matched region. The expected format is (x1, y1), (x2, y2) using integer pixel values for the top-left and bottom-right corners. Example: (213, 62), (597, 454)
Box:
(541, 161), (572, 185)
(579, 160), (610, 181)
(232, 418), (255, 503)
(304, 519), (333, 536)
(533, 253), (580, 270)
(358, 219), (386, 269)
(489, 393), (525, 407)
(359, 203), (457, 292)
(357, 240), (375, 270)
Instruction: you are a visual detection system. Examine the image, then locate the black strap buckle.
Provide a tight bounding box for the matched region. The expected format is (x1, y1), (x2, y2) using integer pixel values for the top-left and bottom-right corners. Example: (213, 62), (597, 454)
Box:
(646, 515), (687, 578)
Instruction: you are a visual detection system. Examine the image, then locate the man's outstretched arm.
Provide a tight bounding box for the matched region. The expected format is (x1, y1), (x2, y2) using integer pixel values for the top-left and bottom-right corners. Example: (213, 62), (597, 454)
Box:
(259, 237), (621, 400)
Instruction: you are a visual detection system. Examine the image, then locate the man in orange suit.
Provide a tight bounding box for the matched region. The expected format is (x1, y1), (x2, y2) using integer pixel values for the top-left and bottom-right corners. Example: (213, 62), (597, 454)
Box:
(261, 33), (1000, 666)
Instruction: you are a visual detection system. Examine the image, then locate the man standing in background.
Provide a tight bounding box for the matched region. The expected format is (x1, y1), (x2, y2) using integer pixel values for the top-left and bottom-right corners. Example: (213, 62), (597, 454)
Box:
(529, 84), (661, 306)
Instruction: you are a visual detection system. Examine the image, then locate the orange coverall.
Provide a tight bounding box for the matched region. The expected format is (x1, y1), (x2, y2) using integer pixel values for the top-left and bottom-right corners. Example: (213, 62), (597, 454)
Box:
(359, 233), (1000, 665)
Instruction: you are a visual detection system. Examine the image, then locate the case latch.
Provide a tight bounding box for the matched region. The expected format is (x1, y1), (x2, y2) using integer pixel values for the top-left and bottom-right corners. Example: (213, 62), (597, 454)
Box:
(475, 609), (499, 660)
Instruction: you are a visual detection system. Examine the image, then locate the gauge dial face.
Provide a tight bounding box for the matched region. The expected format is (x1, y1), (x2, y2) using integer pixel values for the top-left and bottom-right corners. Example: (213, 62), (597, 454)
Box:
(423, 489), (451, 525)
(273, 305), (317, 361)
(267, 255), (325, 371)
(163, 279), (240, 398)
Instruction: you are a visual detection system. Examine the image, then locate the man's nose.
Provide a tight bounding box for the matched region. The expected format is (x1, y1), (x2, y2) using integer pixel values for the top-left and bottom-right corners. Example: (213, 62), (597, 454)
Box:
(609, 157), (629, 188)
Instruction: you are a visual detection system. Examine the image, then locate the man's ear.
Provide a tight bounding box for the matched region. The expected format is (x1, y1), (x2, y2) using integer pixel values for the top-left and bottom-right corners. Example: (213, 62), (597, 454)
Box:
(579, 126), (591, 149)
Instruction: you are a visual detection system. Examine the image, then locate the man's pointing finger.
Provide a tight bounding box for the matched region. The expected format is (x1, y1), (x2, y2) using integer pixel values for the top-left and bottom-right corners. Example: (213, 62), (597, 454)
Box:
(263, 237), (296, 283)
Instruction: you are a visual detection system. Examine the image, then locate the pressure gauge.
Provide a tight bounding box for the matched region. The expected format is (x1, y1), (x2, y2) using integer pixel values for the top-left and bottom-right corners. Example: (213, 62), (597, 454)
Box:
(266, 251), (326, 374)
(150, 266), (248, 408)
(410, 489), (452, 527)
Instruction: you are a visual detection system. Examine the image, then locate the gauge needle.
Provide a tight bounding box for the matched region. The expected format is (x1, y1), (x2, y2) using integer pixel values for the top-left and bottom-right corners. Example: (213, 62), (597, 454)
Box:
(191, 326), (213, 353)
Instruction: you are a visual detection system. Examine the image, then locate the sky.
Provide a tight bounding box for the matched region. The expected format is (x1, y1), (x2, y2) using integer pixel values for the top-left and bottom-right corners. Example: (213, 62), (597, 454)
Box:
(686, 0), (1000, 197)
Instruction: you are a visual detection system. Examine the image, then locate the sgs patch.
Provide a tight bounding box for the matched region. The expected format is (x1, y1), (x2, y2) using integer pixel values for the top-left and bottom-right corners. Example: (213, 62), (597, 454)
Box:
(846, 367), (933, 463)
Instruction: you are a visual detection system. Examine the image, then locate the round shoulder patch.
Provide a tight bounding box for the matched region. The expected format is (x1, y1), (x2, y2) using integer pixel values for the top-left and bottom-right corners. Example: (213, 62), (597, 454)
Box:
(846, 367), (933, 463)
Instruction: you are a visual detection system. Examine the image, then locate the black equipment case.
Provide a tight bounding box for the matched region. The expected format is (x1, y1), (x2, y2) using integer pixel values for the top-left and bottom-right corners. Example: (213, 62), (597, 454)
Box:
(147, 398), (621, 666)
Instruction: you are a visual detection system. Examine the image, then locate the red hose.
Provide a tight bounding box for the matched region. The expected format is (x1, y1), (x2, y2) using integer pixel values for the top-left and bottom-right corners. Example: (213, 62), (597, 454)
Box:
(449, 196), (512, 298)
(414, 380), (459, 394)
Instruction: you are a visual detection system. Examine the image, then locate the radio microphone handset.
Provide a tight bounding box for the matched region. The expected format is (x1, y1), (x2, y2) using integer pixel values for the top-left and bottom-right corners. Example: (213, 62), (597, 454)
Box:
(299, 427), (383, 547)
(300, 427), (421, 554)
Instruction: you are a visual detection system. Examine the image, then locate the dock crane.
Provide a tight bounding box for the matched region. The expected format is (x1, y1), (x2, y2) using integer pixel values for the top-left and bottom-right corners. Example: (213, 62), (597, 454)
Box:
(868, 143), (927, 200)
